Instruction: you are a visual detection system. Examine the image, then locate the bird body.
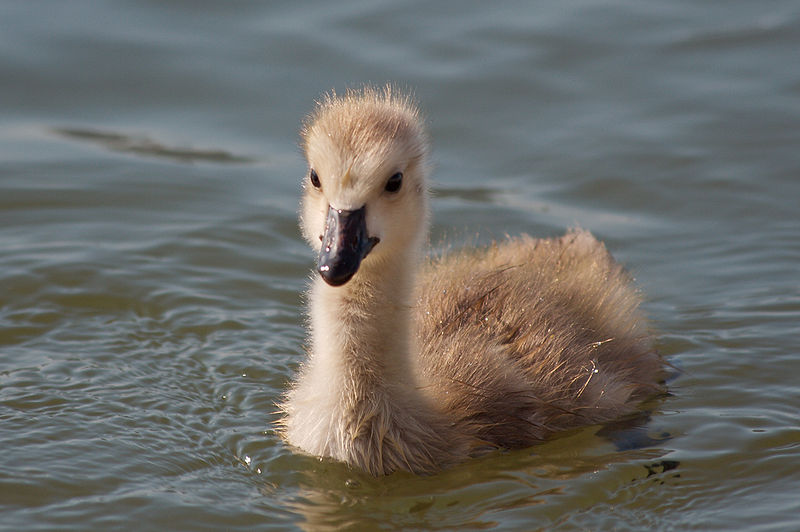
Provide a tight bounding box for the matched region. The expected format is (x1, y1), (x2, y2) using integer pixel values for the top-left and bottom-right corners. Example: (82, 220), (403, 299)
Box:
(280, 86), (663, 475)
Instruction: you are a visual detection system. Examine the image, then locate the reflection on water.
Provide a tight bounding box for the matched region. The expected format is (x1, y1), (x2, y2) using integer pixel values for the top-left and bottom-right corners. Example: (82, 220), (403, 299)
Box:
(1, 0), (799, 530)
(283, 428), (678, 531)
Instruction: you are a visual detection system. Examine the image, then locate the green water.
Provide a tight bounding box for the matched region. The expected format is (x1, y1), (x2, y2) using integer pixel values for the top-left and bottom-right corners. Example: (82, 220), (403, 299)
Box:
(1, 1), (799, 530)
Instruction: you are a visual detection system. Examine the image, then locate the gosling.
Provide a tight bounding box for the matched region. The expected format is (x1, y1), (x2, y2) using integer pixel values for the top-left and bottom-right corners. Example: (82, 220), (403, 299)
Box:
(280, 86), (664, 476)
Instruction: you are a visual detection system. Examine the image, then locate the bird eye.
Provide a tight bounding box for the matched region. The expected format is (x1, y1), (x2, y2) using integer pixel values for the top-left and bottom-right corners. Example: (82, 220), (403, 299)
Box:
(385, 172), (403, 193)
(309, 169), (321, 189)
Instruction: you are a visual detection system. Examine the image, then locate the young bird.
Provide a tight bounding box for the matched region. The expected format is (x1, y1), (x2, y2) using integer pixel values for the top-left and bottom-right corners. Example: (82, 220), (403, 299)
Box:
(279, 86), (664, 476)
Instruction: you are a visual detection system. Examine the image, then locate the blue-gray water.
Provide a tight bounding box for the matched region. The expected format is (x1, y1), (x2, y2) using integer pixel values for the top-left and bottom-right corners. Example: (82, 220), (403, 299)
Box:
(2, 1), (799, 530)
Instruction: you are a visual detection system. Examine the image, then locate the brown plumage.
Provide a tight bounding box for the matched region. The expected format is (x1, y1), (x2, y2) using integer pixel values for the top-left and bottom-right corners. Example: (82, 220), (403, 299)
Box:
(279, 86), (664, 475)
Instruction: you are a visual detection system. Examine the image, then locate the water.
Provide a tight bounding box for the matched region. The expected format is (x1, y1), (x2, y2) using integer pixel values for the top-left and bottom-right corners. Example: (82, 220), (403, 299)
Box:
(1, 1), (799, 530)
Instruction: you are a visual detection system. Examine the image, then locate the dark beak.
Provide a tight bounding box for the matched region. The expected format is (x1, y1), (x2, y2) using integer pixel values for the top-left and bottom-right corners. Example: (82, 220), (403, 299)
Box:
(318, 205), (379, 286)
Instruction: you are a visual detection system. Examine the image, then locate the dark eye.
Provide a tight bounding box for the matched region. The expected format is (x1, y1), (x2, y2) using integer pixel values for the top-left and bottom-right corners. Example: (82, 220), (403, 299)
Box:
(385, 172), (403, 193)
(309, 169), (321, 189)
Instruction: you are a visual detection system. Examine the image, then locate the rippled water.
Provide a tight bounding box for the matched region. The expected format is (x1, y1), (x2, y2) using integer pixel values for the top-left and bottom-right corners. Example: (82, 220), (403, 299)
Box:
(2, 1), (799, 530)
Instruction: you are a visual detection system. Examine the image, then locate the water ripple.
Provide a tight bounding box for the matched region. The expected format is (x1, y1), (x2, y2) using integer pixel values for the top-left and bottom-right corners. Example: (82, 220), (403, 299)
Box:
(52, 127), (256, 164)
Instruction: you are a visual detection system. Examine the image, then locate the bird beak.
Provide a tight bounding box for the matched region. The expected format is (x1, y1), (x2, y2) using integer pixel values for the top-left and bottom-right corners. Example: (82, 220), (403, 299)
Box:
(318, 205), (379, 286)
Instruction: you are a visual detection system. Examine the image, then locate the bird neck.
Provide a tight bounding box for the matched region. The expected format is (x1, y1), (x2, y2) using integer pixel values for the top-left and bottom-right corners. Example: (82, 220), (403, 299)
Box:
(283, 241), (467, 473)
(309, 253), (418, 389)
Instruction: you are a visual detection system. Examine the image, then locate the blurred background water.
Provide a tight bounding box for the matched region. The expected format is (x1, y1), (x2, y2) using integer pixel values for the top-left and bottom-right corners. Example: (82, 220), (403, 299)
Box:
(1, 1), (799, 530)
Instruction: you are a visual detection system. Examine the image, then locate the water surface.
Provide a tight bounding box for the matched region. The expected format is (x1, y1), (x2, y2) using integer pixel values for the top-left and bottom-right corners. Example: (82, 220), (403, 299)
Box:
(1, 1), (799, 530)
